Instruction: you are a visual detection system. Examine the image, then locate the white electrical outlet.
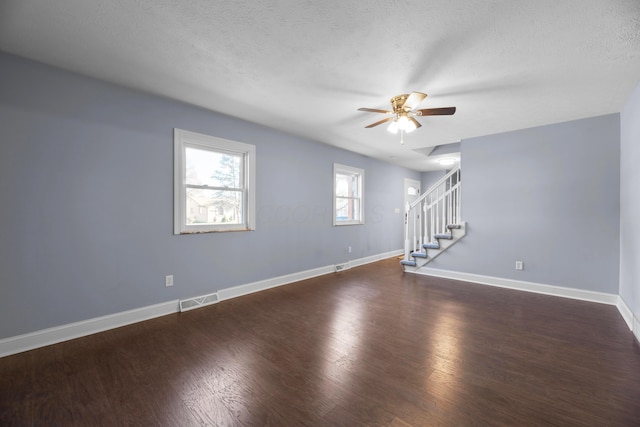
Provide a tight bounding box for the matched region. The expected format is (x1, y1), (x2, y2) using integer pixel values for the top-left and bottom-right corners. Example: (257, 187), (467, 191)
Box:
(348, 246), (352, 253)
(165, 275), (174, 287)
(515, 261), (524, 271)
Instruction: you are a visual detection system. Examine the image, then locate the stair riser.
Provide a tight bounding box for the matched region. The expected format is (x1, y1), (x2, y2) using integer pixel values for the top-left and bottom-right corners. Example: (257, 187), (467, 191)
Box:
(402, 222), (466, 270)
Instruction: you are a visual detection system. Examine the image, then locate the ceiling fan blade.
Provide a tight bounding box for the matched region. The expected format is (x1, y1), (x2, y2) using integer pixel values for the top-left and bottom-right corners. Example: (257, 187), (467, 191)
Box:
(358, 107), (392, 114)
(365, 117), (393, 128)
(403, 92), (427, 110)
(409, 117), (422, 129)
(415, 106), (456, 116)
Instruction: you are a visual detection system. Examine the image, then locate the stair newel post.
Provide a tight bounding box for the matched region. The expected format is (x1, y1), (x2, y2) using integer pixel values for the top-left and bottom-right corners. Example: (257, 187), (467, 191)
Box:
(456, 169), (461, 224)
(444, 185), (447, 232)
(443, 184), (448, 232)
(434, 188), (438, 238)
(444, 176), (448, 228)
(444, 175), (448, 228)
(442, 177), (451, 233)
(417, 201), (422, 250)
(453, 179), (458, 225)
(439, 186), (444, 235)
(441, 185), (445, 235)
(452, 185), (457, 226)
(452, 173), (456, 226)
(448, 173), (453, 227)
(429, 194), (434, 244)
(403, 201), (410, 262)
(412, 203), (418, 253)
(422, 200), (427, 249)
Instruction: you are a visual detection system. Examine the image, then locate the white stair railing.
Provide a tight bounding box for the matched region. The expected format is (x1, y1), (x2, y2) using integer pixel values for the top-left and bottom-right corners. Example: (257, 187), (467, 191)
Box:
(403, 167), (461, 263)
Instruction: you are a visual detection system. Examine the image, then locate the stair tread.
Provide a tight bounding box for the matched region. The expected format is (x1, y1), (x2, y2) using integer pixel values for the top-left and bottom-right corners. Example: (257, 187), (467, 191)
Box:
(447, 224), (462, 229)
(423, 243), (440, 249)
(411, 252), (428, 258)
(400, 260), (417, 267)
(434, 233), (453, 240)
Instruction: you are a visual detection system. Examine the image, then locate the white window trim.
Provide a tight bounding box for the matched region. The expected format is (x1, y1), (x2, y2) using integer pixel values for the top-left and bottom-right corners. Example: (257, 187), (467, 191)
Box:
(333, 163), (365, 226)
(174, 129), (256, 234)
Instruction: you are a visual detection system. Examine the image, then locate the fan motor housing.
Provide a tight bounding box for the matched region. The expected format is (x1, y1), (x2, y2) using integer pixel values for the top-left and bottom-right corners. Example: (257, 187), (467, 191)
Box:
(390, 94), (410, 113)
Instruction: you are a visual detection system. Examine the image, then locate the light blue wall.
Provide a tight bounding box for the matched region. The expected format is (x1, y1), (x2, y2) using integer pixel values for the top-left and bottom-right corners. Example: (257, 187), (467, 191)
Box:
(421, 170), (447, 192)
(0, 52), (418, 339)
(428, 114), (621, 293)
(620, 82), (640, 319)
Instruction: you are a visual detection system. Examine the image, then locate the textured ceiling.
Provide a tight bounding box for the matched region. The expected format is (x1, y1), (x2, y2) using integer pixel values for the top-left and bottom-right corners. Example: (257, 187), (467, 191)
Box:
(1, 0), (639, 171)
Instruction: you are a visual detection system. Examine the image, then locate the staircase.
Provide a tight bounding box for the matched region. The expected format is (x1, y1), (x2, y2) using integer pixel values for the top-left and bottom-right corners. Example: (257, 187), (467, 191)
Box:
(401, 167), (465, 271)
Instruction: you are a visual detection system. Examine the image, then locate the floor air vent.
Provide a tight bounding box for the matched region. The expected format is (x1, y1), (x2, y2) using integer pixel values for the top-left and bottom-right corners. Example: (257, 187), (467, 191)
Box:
(334, 262), (350, 272)
(179, 292), (219, 312)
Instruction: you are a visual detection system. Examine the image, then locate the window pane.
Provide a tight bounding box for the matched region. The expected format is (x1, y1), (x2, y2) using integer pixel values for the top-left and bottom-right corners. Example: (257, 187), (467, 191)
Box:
(185, 147), (242, 188)
(186, 188), (243, 225)
(336, 197), (360, 221)
(336, 173), (358, 197)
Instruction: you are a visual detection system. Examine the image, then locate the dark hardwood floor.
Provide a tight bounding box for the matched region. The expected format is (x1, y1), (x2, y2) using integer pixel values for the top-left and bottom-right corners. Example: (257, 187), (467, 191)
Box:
(2, 258), (640, 426)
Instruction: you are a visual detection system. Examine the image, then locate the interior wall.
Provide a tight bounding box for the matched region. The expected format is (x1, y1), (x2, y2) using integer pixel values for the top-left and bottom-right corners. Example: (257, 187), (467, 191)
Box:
(421, 170), (447, 192)
(620, 82), (640, 319)
(428, 114), (621, 294)
(0, 52), (418, 339)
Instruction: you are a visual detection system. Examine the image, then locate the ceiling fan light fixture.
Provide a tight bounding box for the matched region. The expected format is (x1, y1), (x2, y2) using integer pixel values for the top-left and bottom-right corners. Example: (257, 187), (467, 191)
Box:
(402, 117), (417, 133)
(388, 114), (417, 134)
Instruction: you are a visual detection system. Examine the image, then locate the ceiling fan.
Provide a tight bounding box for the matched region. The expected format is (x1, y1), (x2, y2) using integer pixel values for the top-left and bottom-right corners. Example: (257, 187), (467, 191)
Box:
(358, 92), (456, 144)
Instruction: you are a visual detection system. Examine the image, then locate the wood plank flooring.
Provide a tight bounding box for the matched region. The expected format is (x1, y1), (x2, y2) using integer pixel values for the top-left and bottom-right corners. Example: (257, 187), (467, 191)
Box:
(2, 258), (640, 426)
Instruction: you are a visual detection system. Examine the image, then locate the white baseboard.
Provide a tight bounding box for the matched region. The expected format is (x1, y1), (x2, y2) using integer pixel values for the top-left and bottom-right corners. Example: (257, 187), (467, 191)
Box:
(349, 249), (404, 268)
(0, 300), (180, 358)
(412, 267), (640, 344)
(617, 297), (635, 330)
(618, 297), (640, 344)
(217, 265), (335, 301)
(218, 249), (403, 301)
(0, 249), (403, 358)
(412, 267), (619, 305)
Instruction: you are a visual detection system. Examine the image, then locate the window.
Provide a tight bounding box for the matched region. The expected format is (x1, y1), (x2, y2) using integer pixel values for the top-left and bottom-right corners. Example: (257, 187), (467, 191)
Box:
(174, 129), (255, 234)
(333, 163), (364, 225)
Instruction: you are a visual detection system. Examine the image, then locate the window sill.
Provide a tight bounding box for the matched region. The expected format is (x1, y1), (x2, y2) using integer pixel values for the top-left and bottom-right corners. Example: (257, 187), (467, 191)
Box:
(177, 227), (254, 234)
